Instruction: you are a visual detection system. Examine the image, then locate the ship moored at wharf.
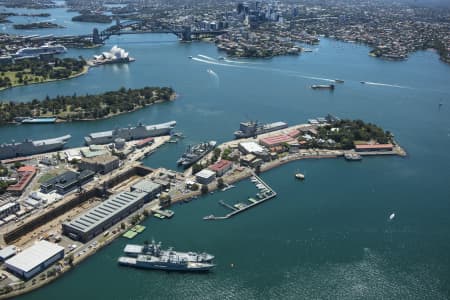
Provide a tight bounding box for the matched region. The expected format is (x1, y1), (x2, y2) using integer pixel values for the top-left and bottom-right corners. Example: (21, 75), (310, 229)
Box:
(123, 240), (214, 262)
(14, 117), (57, 124)
(0, 134), (71, 160)
(176, 141), (217, 168)
(84, 121), (176, 145)
(119, 241), (215, 272)
(234, 120), (288, 139)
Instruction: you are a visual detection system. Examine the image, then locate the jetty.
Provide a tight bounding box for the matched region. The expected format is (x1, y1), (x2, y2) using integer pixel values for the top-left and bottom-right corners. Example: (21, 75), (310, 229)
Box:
(205, 173), (277, 220)
(151, 209), (175, 218)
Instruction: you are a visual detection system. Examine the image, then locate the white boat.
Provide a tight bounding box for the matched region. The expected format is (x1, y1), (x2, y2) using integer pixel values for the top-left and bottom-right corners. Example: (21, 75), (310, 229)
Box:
(295, 173), (305, 180)
(389, 213), (395, 220)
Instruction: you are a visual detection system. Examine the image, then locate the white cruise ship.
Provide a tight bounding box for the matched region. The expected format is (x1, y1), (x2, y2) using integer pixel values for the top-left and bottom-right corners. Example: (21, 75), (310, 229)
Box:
(15, 43), (67, 57)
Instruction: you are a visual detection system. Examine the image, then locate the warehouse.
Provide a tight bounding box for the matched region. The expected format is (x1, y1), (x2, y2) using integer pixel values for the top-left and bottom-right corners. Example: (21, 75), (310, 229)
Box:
(130, 179), (163, 202)
(62, 190), (147, 242)
(4, 241), (64, 280)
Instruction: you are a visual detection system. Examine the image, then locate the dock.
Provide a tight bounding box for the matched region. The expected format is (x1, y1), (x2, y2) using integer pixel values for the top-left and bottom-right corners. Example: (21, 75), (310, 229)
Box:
(205, 173), (277, 220)
(219, 200), (238, 211)
(152, 209), (175, 218)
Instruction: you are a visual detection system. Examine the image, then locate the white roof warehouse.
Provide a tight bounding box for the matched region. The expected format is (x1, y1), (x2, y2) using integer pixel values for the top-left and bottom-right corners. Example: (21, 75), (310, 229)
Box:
(5, 241), (64, 279)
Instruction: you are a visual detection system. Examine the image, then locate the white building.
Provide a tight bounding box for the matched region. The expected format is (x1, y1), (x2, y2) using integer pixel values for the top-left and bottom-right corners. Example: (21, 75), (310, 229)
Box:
(195, 169), (216, 185)
(5, 241), (64, 279)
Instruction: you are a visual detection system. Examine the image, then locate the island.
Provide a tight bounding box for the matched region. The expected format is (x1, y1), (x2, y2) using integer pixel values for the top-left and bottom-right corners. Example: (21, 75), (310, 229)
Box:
(72, 14), (112, 23)
(0, 57), (87, 91)
(0, 86), (176, 125)
(13, 22), (64, 30)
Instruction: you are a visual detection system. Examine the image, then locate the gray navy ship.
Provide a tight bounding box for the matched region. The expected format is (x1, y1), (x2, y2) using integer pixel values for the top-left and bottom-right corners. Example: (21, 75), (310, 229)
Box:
(176, 141), (217, 168)
(0, 134), (71, 160)
(234, 121), (288, 139)
(118, 241), (215, 272)
(123, 240), (214, 262)
(84, 121), (176, 145)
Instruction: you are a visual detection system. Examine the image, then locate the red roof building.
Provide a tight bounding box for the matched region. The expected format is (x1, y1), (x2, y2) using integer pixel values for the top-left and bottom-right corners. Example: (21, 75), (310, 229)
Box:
(7, 165), (37, 195)
(208, 159), (232, 177)
(136, 137), (154, 148)
(259, 134), (294, 147)
(287, 129), (301, 138)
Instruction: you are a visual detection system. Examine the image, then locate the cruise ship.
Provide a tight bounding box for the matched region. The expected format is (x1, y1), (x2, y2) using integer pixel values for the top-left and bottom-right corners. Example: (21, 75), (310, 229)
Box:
(123, 240), (214, 263)
(15, 43), (67, 57)
(119, 241), (215, 272)
(176, 141), (216, 168)
(84, 121), (176, 145)
(0, 134), (71, 160)
(234, 121), (288, 139)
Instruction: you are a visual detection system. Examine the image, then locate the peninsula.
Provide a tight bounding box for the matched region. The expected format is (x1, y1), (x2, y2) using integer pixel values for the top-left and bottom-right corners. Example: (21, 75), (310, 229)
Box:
(0, 115), (405, 298)
(0, 86), (176, 125)
(0, 57), (86, 91)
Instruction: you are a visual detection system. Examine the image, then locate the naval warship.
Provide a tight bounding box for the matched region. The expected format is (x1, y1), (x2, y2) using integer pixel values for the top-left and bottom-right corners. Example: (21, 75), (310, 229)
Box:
(234, 121), (288, 139)
(123, 240), (214, 262)
(119, 240), (215, 272)
(176, 141), (217, 168)
(0, 134), (71, 160)
(84, 121), (176, 145)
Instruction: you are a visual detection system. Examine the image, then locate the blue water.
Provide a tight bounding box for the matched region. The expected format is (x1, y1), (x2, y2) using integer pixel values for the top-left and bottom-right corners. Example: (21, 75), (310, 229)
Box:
(0, 6), (449, 299)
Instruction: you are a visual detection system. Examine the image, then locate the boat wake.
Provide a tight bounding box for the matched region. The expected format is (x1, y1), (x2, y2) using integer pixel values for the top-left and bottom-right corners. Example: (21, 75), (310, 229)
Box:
(191, 57), (242, 68)
(198, 54), (217, 61)
(192, 57), (341, 83)
(363, 81), (410, 89)
(207, 68), (219, 79)
(224, 58), (260, 65)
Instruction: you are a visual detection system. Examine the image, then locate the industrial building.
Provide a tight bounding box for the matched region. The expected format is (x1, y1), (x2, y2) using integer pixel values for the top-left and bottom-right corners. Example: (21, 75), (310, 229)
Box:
(238, 141), (266, 155)
(0, 202), (20, 220)
(259, 134), (294, 148)
(4, 241), (64, 279)
(40, 170), (95, 194)
(130, 179), (163, 202)
(79, 154), (119, 175)
(0, 245), (17, 262)
(195, 169), (216, 185)
(209, 159), (233, 177)
(62, 191), (148, 242)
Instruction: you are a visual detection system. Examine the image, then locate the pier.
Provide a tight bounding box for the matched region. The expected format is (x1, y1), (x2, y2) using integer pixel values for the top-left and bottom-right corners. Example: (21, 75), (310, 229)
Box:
(205, 173), (277, 220)
(151, 209), (174, 218)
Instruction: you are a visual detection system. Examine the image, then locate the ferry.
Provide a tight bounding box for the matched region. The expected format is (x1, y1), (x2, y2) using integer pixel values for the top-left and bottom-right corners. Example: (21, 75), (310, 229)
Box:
(344, 153), (362, 161)
(311, 84), (335, 90)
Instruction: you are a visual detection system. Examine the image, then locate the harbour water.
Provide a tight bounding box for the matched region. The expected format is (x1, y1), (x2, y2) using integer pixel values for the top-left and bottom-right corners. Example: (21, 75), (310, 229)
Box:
(0, 6), (449, 299)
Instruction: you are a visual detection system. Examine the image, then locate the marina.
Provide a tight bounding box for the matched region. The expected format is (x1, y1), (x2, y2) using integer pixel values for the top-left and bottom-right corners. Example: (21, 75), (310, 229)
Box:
(205, 174), (277, 220)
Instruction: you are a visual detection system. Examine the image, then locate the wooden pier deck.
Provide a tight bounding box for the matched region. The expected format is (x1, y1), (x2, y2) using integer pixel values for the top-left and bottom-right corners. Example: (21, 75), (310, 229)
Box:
(205, 173), (277, 220)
